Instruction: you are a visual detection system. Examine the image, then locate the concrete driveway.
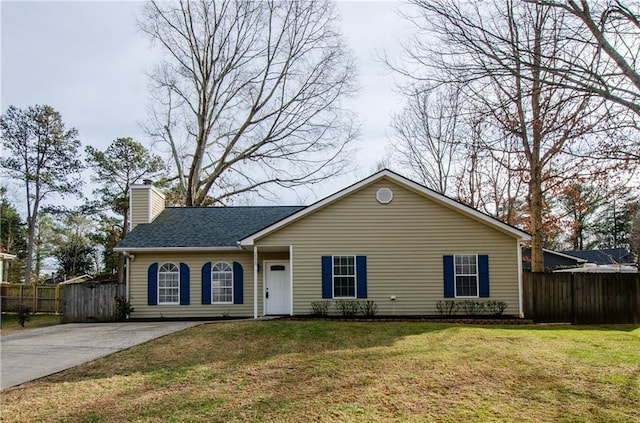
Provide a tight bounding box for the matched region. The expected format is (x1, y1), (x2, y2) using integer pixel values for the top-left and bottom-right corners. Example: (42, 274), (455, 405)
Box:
(0, 321), (203, 389)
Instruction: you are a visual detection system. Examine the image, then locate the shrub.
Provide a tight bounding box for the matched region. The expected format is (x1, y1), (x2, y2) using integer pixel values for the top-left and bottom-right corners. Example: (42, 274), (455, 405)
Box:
(335, 300), (361, 317)
(310, 300), (330, 316)
(486, 300), (508, 316)
(114, 296), (134, 320)
(460, 300), (485, 315)
(360, 300), (378, 317)
(435, 300), (459, 316)
(17, 304), (32, 327)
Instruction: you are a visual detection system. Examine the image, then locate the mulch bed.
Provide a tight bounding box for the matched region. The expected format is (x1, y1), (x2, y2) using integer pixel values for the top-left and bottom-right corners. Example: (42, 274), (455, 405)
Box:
(285, 315), (535, 324)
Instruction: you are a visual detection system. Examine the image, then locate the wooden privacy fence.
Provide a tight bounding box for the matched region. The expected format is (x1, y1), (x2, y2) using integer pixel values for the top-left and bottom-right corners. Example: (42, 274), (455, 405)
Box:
(1, 283), (61, 313)
(523, 272), (640, 324)
(61, 281), (125, 323)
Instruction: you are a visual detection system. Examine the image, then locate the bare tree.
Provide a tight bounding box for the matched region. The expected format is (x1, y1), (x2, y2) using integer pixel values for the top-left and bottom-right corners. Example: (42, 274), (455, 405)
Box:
(522, 0), (640, 164)
(392, 0), (612, 271)
(390, 85), (465, 195)
(139, 0), (358, 206)
(528, 0), (639, 118)
(390, 83), (529, 225)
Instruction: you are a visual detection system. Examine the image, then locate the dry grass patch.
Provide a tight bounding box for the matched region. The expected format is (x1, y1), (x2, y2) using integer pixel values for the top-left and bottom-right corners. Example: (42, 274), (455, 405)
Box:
(1, 321), (638, 422)
(0, 313), (60, 335)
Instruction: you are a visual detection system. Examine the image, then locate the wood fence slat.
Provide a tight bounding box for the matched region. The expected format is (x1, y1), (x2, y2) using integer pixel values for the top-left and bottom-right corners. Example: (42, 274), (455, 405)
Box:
(0, 283), (61, 313)
(61, 282), (125, 323)
(523, 272), (639, 324)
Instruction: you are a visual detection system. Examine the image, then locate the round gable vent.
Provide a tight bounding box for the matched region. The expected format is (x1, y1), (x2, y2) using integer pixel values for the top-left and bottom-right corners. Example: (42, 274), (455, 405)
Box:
(376, 187), (393, 204)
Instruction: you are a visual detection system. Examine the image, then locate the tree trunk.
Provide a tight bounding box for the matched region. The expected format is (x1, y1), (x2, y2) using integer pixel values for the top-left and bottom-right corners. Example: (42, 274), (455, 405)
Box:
(529, 174), (545, 272)
(117, 206), (130, 284)
(25, 212), (37, 284)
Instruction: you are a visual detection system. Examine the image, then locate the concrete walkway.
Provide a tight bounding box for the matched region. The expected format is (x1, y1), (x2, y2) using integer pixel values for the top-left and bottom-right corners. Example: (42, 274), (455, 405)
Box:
(0, 321), (203, 389)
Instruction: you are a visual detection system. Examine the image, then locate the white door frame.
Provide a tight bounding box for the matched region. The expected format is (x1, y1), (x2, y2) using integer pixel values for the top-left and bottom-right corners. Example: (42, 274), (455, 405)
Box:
(263, 260), (292, 316)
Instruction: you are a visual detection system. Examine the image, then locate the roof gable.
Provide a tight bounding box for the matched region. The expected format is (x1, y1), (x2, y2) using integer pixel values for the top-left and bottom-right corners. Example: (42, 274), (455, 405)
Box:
(239, 169), (530, 246)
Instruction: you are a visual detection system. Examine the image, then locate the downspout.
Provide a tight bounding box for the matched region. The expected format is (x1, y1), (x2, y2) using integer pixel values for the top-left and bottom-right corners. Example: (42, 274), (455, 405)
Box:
(125, 255), (131, 317)
(289, 245), (294, 316)
(253, 246), (258, 319)
(517, 240), (524, 318)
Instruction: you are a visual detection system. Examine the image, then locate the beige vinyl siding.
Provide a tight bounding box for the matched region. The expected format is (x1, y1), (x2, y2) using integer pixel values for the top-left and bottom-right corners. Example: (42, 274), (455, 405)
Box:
(130, 185), (165, 231)
(129, 251), (256, 319)
(149, 188), (165, 222)
(256, 178), (522, 316)
(130, 187), (150, 230)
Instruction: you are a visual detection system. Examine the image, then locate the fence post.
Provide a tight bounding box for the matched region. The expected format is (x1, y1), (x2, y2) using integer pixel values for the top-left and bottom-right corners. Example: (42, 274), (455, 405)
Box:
(570, 273), (576, 325)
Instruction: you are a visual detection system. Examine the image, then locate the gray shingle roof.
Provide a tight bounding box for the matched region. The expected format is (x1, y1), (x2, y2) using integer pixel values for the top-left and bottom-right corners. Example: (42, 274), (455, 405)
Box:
(562, 248), (637, 265)
(116, 206), (305, 249)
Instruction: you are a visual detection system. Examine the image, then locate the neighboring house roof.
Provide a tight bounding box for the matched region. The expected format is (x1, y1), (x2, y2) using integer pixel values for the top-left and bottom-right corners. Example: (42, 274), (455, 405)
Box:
(522, 248), (587, 271)
(240, 169), (531, 246)
(115, 206), (305, 251)
(59, 274), (95, 285)
(554, 263), (638, 273)
(561, 247), (637, 265)
(0, 252), (17, 260)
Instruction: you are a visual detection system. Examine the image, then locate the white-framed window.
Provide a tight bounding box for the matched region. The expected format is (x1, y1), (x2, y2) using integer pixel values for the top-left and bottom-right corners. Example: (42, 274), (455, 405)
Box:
(333, 255), (356, 298)
(158, 262), (180, 304)
(454, 254), (478, 297)
(212, 261), (233, 304)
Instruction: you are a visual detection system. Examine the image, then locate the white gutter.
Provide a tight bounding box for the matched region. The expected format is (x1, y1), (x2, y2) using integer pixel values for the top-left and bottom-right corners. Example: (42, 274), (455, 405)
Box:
(114, 246), (242, 253)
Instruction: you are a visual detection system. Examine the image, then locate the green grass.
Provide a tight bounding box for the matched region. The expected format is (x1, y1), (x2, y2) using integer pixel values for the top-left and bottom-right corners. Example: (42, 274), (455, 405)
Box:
(0, 313), (61, 334)
(1, 321), (639, 422)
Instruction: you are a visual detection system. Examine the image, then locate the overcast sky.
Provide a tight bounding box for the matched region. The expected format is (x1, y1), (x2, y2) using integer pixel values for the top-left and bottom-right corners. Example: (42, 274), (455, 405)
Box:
(1, 1), (410, 208)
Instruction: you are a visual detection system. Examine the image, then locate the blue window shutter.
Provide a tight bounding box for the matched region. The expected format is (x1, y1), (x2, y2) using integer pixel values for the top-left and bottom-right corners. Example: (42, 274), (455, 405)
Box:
(443, 255), (454, 298)
(233, 262), (243, 304)
(478, 255), (490, 297)
(179, 263), (190, 305)
(356, 255), (367, 298)
(147, 263), (158, 305)
(321, 256), (332, 298)
(201, 262), (212, 305)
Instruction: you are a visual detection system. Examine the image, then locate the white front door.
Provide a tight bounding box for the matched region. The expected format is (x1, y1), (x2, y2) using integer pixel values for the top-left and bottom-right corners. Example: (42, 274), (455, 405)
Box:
(264, 261), (291, 315)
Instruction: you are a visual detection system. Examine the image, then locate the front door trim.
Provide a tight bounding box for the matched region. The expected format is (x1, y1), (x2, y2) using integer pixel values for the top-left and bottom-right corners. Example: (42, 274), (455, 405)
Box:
(263, 260), (292, 316)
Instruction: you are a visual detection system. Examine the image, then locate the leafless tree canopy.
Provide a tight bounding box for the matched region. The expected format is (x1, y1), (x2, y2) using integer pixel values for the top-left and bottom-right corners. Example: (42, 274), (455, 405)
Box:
(391, 86), (465, 194)
(529, 0), (640, 117)
(140, 0), (358, 206)
(389, 0), (624, 271)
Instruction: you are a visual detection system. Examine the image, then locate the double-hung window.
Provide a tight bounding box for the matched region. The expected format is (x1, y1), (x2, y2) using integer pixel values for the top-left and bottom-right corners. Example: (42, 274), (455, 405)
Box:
(333, 255), (356, 298)
(322, 255), (367, 299)
(454, 254), (478, 297)
(212, 262), (233, 304)
(158, 263), (180, 304)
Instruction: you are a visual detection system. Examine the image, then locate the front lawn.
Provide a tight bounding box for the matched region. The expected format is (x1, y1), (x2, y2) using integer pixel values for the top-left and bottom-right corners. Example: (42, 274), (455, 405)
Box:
(1, 321), (638, 422)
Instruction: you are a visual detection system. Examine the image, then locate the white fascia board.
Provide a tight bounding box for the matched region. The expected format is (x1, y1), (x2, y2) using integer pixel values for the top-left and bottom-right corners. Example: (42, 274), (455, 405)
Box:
(240, 169), (531, 246)
(113, 246), (243, 253)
